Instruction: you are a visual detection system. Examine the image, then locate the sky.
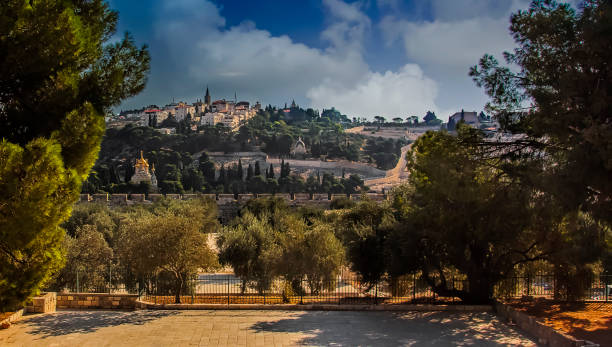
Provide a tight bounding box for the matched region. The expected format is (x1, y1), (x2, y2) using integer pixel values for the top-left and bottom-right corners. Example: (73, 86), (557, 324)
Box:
(109, 0), (579, 121)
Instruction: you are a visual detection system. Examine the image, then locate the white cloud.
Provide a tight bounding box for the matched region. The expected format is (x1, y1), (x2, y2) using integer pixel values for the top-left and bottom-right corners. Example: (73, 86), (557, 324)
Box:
(380, 16), (514, 70)
(377, 0), (531, 118)
(120, 0), (440, 120)
(307, 64), (439, 118)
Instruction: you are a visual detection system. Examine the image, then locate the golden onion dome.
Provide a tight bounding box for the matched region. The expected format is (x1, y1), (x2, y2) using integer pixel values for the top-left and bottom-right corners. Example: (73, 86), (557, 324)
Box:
(134, 151), (149, 169)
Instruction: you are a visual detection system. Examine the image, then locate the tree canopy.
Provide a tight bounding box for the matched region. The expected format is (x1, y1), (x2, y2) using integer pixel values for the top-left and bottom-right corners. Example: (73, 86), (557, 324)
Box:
(470, 0), (612, 225)
(0, 0), (149, 311)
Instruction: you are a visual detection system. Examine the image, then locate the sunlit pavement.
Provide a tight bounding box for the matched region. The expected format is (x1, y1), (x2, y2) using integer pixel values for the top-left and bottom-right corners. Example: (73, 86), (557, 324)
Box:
(0, 310), (538, 346)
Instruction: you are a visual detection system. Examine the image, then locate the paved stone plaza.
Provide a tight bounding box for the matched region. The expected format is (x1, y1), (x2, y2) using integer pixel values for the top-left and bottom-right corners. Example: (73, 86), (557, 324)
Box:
(0, 310), (538, 346)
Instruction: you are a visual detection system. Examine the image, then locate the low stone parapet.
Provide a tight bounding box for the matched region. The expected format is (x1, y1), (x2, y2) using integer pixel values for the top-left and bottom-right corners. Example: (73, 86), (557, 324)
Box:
(202, 194), (216, 201)
(110, 194), (128, 205)
(312, 193), (328, 201)
(56, 293), (138, 310)
(238, 194), (255, 203)
(166, 194), (181, 200)
(135, 300), (493, 312)
(25, 292), (56, 313)
(331, 194), (348, 200)
(129, 194), (145, 202)
(275, 193), (291, 202)
(494, 301), (599, 346)
(148, 194), (163, 202)
(218, 194), (236, 204)
(92, 193), (108, 202)
(366, 193), (386, 201)
(293, 193), (311, 201)
(0, 308), (26, 329)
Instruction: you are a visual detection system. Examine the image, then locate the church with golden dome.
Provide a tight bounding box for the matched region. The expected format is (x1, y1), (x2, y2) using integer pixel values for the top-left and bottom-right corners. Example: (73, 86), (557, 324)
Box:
(130, 151), (157, 189)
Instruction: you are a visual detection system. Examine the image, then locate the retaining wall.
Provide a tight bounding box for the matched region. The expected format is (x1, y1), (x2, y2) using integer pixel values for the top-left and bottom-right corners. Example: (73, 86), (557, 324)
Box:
(494, 301), (599, 346)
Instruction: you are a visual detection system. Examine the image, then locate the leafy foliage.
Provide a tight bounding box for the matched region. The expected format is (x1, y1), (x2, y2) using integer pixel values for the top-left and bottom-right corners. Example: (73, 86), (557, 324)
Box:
(0, 0), (149, 311)
(470, 0), (612, 225)
(217, 198), (344, 296)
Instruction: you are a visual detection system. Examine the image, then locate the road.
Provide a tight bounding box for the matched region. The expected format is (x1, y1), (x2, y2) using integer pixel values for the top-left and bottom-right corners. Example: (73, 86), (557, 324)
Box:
(364, 144), (411, 191)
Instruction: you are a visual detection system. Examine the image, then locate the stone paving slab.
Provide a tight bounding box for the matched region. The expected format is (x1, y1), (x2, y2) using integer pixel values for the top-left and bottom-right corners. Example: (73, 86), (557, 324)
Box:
(0, 310), (539, 346)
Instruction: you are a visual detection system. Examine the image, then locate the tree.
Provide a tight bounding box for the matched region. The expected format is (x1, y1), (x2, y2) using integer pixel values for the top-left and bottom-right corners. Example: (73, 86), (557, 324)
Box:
(423, 111), (441, 125)
(236, 159), (243, 180)
(392, 117), (403, 124)
(254, 161), (261, 176)
(246, 164), (254, 181)
(374, 116), (386, 125)
(469, 0), (612, 226)
(117, 198), (219, 303)
(267, 163), (275, 179)
(50, 225), (113, 292)
(217, 211), (280, 293)
(218, 198), (344, 296)
(389, 128), (600, 303)
(0, 0), (149, 311)
(276, 219), (345, 295)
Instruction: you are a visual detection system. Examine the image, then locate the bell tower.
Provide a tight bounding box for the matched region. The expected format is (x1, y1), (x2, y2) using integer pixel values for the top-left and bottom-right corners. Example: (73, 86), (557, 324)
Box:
(204, 86), (211, 108)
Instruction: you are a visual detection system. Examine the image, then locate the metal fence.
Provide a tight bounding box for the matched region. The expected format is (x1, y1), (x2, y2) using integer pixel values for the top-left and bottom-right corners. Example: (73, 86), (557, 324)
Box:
(54, 272), (612, 305)
(499, 274), (612, 301)
(140, 274), (450, 305)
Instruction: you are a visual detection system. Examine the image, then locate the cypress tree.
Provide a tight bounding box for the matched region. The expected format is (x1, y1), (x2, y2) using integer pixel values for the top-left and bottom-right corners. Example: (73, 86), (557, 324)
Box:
(247, 164), (253, 181)
(254, 161), (261, 176)
(268, 164), (275, 179)
(237, 159), (243, 180)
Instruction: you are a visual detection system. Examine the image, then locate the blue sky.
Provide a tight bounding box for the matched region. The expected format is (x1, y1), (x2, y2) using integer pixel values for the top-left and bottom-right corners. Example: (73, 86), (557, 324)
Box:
(109, 0), (578, 120)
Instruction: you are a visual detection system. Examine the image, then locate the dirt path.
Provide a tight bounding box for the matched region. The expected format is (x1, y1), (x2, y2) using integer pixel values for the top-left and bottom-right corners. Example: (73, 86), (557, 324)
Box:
(364, 144), (411, 191)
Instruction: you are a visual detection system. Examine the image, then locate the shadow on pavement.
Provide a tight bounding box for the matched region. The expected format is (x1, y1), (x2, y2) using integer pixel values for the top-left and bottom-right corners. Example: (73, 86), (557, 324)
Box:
(22, 310), (180, 338)
(250, 311), (537, 346)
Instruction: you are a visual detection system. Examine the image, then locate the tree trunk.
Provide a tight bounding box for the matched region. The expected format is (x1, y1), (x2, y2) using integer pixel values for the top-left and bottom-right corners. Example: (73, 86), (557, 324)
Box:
(174, 276), (183, 304)
(462, 276), (494, 304)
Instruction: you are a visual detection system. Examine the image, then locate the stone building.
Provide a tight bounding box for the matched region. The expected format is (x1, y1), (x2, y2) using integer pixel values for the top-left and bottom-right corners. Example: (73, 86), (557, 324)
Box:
(291, 137), (307, 158)
(130, 151), (157, 189)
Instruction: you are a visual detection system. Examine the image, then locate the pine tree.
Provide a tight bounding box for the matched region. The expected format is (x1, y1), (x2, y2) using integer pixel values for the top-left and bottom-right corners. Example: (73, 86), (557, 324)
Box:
(0, 0), (149, 311)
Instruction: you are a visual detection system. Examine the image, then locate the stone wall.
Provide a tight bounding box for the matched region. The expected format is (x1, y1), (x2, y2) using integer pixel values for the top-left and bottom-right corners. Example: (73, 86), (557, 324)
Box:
(494, 301), (599, 347)
(77, 193), (388, 220)
(25, 292), (56, 313)
(56, 293), (138, 309)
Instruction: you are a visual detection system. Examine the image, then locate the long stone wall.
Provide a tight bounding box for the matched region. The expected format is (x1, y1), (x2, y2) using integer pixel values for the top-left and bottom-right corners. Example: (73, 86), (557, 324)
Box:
(79, 192), (387, 205)
(56, 293), (138, 309)
(78, 192), (388, 223)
